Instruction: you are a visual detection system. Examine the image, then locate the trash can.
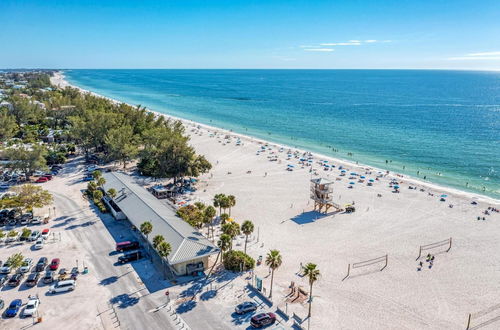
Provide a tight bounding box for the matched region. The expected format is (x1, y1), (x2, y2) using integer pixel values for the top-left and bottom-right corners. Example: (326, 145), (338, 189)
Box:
(37, 316), (43, 323)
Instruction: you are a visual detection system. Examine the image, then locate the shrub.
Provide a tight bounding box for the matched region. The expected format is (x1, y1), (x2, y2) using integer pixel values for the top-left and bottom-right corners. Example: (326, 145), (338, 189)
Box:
(223, 250), (255, 272)
(21, 228), (31, 238)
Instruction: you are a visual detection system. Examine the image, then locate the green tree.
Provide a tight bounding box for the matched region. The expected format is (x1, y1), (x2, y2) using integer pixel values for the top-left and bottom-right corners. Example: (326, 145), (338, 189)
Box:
(92, 170), (102, 180)
(140, 221), (153, 242)
(96, 177), (106, 187)
(220, 213), (229, 225)
(92, 190), (103, 201)
(4, 145), (47, 180)
(107, 188), (117, 198)
(241, 220), (254, 254)
(221, 222), (240, 250)
(0, 184), (53, 212)
(152, 234), (165, 249)
(203, 205), (216, 238)
(213, 193), (225, 215)
(265, 250), (282, 299)
(227, 195), (236, 216)
(104, 125), (138, 168)
(157, 241), (172, 279)
(217, 234), (231, 264)
(0, 108), (18, 139)
(303, 263), (320, 317)
(6, 253), (25, 271)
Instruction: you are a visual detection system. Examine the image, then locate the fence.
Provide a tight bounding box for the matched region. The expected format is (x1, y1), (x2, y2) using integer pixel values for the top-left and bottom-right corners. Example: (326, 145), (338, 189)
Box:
(466, 302), (500, 330)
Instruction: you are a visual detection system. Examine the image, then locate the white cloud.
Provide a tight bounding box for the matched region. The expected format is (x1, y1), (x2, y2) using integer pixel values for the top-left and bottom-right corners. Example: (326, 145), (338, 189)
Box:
(382, 40), (392, 43)
(349, 40), (360, 43)
(304, 48), (335, 52)
(448, 51), (500, 61)
(467, 51), (500, 57)
(448, 56), (500, 61)
(320, 42), (361, 46)
(365, 39), (377, 43)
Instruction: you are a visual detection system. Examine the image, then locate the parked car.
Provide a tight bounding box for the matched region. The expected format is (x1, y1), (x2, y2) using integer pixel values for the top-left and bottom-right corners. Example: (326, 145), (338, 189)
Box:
(42, 270), (55, 284)
(235, 301), (258, 314)
(0, 275), (8, 287)
(25, 272), (41, 287)
(118, 251), (143, 264)
(34, 238), (44, 250)
(19, 258), (33, 273)
(7, 218), (18, 227)
(29, 230), (41, 241)
(83, 175), (94, 182)
(250, 313), (276, 328)
(35, 257), (48, 272)
(49, 279), (76, 294)
(42, 174), (53, 180)
(0, 261), (12, 274)
(5, 231), (21, 242)
(116, 241), (140, 252)
(8, 273), (24, 287)
(5, 299), (22, 317)
(30, 216), (43, 225)
(0, 183), (10, 190)
(51, 165), (63, 171)
(49, 258), (60, 270)
(41, 228), (50, 239)
(22, 297), (40, 317)
(20, 213), (32, 225)
(35, 177), (49, 183)
(0, 299), (4, 310)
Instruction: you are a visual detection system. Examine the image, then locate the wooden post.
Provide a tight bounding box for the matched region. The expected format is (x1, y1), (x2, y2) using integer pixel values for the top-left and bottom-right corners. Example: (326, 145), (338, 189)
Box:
(466, 313), (471, 330)
(416, 246), (422, 261)
(447, 237), (452, 252)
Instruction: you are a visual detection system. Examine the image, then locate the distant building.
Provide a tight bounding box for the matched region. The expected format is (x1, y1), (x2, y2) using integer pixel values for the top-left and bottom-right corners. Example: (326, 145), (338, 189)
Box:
(0, 100), (13, 111)
(102, 172), (219, 277)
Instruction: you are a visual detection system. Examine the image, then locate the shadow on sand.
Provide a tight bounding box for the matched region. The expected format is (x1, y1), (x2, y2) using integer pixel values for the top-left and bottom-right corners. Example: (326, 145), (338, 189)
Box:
(290, 211), (330, 225)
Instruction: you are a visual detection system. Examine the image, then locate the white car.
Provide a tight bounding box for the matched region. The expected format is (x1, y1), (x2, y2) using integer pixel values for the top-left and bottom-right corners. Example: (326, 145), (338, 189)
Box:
(29, 230), (41, 241)
(49, 279), (76, 294)
(0, 262), (12, 274)
(34, 238), (44, 250)
(5, 232), (20, 243)
(30, 216), (43, 225)
(19, 258), (33, 273)
(22, 297), (40, 317)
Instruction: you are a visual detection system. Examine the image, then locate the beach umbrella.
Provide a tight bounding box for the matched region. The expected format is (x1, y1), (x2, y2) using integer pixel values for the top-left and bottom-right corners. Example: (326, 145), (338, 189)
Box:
(350, 172), (357, 175)
(394, 185), (400, 189)
(341, 170), (346, 173)
(324, 165), (330, 168)
(360, 176), (366, 179)
(288, 164), (295, 168)
(369, 179), (375, 182)
(323, 160), (329, 163)
(300, 158), (306, 161)
(441, 194), (447, 198)
(349, 182), (355, 185)
(308, 159), (313, 163)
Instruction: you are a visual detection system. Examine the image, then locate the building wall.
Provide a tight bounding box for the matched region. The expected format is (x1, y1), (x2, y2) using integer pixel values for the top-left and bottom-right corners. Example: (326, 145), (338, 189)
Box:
(172, 256), (209, 276)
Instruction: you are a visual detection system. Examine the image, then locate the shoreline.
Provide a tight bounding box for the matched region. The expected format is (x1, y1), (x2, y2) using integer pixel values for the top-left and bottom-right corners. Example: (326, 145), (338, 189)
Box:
(51, 71), (500, 205)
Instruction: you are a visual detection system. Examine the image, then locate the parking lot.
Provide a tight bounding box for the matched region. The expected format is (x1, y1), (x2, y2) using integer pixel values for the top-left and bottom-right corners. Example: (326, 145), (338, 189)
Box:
(0, 157), (181, 329)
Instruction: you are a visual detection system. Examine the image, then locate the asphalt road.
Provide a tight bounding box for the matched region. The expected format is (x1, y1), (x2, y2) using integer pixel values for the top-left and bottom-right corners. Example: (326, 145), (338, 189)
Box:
(46, 157), (178, 330)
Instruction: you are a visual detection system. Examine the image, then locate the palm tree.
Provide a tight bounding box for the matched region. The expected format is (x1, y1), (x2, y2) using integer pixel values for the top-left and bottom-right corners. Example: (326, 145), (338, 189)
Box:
(220, 213), (229, 225)
(265, 250), (282, 299)
(221, 196), (231, 215)
(241, 220), (254, 254)
(227, 195), (236, 216)
(217, 234), (231, 264)
(140, 221), (153, 254)
(107, 188), (117, 198)
(157, 241), (172, 279)
(92, 170), (102, 180)
(97, 177), (106, 187)
(221, 222), (240, 250)
(152, 234), (164, 249)
(203, 205), (216, 238)
(213, 193), (225, 215)
(303, 263), (320, 317)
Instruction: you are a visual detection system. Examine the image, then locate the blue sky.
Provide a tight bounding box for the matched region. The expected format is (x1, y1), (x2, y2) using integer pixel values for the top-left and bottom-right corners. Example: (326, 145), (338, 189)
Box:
(1, 0), (499, 69)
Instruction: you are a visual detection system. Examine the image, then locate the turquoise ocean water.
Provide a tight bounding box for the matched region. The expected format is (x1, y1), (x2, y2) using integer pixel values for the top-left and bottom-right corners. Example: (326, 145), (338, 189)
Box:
(64, 69), (500, 200)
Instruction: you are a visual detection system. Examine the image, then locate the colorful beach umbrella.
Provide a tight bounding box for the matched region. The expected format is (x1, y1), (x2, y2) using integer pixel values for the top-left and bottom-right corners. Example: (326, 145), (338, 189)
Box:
(360, 176), (366, 179)
(288, 164), (295, 168)
(394, 185), (400, 189)
(369, 179), (375, 182)
(441, 194), (447, 198)
(349, 182), (355, 184)
(341, 170), (346, 172)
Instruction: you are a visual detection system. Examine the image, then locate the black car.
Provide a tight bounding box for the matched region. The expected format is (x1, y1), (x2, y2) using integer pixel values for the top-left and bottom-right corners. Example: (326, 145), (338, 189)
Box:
(8, 273), (24, 287)
(42, 270), (55, 284)
(26, 272), (41, 287)
(118, 251), (143, 264)
(35, 257), (48, 272)
(250, 313), (276, 328)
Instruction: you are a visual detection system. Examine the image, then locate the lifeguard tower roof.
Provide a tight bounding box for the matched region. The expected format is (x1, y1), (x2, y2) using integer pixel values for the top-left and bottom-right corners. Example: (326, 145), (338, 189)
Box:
(311, 177), (333, 185)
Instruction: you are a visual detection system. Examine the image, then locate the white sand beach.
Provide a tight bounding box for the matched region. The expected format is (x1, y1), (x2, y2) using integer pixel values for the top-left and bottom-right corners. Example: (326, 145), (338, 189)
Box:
(51, 72), (500, 329)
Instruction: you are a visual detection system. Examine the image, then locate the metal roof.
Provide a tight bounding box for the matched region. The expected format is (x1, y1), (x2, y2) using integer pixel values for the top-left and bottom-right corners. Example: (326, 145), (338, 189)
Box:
(103, 172), (219, 265)
(311, 177), (333, 185)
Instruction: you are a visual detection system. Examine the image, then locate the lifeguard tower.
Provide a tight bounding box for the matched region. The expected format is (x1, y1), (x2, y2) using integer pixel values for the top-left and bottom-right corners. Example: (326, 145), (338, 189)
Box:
(310, 178), (340, 213)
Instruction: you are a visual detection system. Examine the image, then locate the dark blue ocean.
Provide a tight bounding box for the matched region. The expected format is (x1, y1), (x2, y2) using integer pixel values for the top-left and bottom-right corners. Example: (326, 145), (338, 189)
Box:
(64, 69), (500, 199)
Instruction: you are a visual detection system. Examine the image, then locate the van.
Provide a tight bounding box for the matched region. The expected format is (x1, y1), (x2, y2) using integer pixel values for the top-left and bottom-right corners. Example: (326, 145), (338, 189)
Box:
(49, 280), (76, 293)
(116, 241), (139, 252)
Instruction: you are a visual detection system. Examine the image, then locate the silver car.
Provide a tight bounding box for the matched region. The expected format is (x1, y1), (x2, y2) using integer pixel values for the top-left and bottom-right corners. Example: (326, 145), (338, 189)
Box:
(19, 258), (33, 273)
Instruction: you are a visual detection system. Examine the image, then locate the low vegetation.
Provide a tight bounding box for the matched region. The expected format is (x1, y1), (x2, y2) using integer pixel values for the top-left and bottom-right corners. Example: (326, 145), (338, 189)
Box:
(223, 250), (255, 272)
